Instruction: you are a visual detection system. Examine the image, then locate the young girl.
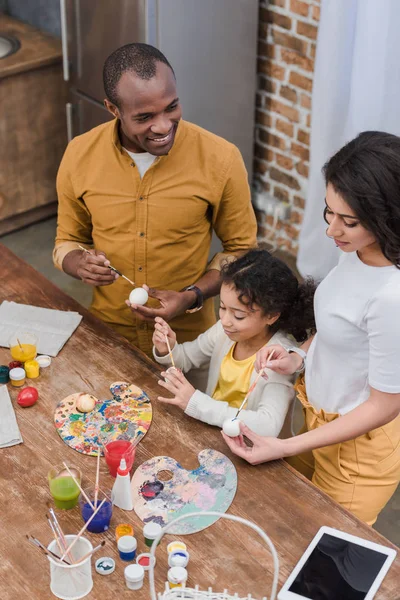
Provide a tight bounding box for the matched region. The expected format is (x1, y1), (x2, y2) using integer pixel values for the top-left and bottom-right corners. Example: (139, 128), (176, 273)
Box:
(223, 132), (400, 526)
(152, 248), (315, 436)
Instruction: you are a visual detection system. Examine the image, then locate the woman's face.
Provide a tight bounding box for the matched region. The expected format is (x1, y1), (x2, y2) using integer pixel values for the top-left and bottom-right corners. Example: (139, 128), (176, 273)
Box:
(324, 183), (377, 254)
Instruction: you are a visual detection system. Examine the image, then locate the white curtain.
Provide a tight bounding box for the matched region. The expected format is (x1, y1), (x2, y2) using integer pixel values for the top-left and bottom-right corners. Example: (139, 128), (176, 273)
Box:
(297, 0), (400, 279)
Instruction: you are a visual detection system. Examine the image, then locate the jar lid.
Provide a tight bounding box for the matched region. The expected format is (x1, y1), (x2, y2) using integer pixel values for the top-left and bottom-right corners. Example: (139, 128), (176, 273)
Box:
(167, 541), (187, 554)
(118, 535), (137, 553)
(136, 552), (156, 571)
(95, 557), (115, 575)
(168, 566), (188, 584)
(143, 522), (162, 539)
(9, 368), (25, 380)
(115, 523), (134, 541)
(168, 549), (190, 568)
(36, 355), (51, 368)
(124, 563), (145, 582)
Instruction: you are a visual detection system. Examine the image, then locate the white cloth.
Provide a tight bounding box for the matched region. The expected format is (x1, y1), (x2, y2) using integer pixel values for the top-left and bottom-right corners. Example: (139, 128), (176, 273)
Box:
(124, 148), (157, 178)
(0, 301), (82, 357)
(297, 0), (400, 279)
(306, 252), (400, 415)
(0, 385), (23, 448)
(153, 320), (295, 437)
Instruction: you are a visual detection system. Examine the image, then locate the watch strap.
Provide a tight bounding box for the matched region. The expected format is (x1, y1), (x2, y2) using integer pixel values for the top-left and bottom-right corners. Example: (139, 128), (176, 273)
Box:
(180, 285), (204, 313)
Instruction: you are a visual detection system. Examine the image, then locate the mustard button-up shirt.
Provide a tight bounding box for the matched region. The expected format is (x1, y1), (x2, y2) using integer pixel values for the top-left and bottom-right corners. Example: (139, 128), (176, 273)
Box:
(54, 119), (257, 356)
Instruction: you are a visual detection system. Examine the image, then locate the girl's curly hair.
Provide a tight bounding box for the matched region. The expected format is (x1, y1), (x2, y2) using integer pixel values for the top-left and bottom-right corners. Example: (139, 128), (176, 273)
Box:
(221, 247), (316, 343)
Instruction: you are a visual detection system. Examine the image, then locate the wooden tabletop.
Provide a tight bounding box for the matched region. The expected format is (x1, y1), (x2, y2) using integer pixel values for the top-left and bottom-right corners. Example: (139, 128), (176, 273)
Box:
(0, 241), (398, 600)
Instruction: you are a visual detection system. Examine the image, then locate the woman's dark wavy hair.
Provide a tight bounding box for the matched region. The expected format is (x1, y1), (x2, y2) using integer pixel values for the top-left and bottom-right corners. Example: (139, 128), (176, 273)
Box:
(221, 247), (316, 343)
(323, 131), (400, 267)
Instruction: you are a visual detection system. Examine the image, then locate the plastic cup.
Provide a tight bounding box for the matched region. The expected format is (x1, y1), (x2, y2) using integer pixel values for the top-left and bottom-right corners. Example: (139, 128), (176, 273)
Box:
(79, 488), (113, 533)
(48, 535), (93, 600)
(8, 331), (37, 363)
(48, 466), (81, 510)
(103, 440), (135, 477)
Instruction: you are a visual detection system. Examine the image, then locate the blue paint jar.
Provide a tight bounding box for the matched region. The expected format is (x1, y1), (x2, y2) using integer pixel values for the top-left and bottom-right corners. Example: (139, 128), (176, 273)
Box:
(118, 535), (137, 561)
(80, 495), (113, 533)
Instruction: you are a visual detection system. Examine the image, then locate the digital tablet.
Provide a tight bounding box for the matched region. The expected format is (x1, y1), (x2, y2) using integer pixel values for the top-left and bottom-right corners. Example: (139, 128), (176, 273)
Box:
(278, 526), (396, 600)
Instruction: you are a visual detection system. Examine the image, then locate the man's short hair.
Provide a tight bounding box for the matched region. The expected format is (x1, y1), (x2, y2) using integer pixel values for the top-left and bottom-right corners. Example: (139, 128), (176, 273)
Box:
(103, 43), (174, 107)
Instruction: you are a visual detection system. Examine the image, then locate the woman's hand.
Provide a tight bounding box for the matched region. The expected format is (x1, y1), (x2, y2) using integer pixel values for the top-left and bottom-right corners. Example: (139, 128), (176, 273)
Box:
(152, 317), (177, 356)
(157, 368), (195, 411)
(255, 344), (302, 376)
(221, 422), (287, 465)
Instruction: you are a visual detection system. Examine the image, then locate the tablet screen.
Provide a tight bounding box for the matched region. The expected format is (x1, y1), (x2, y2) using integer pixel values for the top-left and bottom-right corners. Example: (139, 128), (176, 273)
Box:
(288, 533), (388, 600)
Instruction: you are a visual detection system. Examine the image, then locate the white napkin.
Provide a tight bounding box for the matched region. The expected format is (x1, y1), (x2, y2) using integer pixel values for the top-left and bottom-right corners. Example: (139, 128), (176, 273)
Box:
(0, 301), (82, 357)
(0, 385), (23, 448)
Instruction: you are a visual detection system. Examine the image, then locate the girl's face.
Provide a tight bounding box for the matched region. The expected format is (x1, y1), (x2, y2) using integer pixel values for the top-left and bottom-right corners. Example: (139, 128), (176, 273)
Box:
(219, 283), (277, 343)
(324, 183), (377, 254)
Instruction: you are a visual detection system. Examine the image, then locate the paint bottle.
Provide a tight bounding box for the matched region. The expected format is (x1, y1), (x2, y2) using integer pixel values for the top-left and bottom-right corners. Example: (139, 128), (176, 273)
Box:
(124, 564), (145, 590)
(167, 566), (188, 589)
(118, 535), (137, 561)
(111, 458), (134, 510)
(25, 359), (40, 379)
(136, 553), (156, 571)
(115, 523), (134, 541)
(9, 367), (26, 387)
(167, 541), (187, 554)
(143, 522), (163, 548)
(0, 366), (10, 384)
(168, 549), (190, 568)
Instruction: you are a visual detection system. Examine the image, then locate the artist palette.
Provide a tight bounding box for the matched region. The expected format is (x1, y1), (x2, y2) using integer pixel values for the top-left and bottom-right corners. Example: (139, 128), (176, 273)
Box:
(130, 449), (237, 534)
(54, 382), (152, 456)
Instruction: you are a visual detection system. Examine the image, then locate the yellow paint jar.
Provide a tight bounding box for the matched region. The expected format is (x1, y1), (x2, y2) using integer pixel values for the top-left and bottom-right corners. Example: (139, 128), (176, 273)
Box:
(9, 332), (37, 363)
(9, 367), (26, 387)
(167, 567), (188, 589)
(25, 360), (40, 379)
(115, 523), (134, 541)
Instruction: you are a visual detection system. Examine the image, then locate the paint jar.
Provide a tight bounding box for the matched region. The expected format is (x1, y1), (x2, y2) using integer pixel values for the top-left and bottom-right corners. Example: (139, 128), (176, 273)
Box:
(167, 541), (187, 554)
(167, 566), (188, 589)
(47, 534), (93, 600)
(118, 535), (137, 561)
(48, 465), (81, 510)
(136, 552), (156, 571)
(0, 365), (10, 384)
(124, 564), (145, 590)
(168, 549), (190, 568)
(9, 367), (26, 387)
(9, 331), (37, 363)
(79, 488), (113, 533)
(103, 439), (135, 477)
(95, 557), (115, 576)
(9, 360), (23, 370)
(37, 354), (51, 368)
(25, 359), (40, 379)
(143, 522), (162, 547)
(115, 523), (134, 541)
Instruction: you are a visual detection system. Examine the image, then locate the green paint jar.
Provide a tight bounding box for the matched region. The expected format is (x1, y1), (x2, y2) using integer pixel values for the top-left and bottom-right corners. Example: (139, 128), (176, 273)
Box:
(143, 522), (162, 547)
(0, 365), (10, 383)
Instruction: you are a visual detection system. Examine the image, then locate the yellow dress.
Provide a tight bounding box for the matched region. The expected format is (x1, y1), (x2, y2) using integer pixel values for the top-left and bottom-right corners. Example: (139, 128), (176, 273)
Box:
(213, 344), (256, 409)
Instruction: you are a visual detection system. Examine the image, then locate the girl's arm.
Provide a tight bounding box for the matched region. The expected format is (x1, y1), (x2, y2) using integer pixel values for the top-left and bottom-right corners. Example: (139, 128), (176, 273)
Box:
(222, 387), (400, 465)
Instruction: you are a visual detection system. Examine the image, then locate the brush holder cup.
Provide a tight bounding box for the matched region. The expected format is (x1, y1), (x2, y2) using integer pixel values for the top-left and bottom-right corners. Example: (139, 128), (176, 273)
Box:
(47, 535), (93, 600)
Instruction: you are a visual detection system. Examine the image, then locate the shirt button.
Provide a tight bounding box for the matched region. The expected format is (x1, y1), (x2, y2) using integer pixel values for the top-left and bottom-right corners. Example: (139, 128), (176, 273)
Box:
(139, 232), (145, 237)
(138, 266), (143, 272)
(139, 196), (144, 200)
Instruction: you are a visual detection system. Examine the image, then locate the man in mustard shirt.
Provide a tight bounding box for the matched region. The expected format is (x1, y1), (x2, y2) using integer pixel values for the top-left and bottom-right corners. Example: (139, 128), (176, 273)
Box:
(53, 43), (257, 358)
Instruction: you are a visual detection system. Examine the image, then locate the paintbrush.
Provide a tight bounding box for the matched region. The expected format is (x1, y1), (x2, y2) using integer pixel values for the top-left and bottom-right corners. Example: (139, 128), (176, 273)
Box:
(94, 448), (101, 508)
(46, 513), (65, 559)
(26, 535), (70, 564)
(74, 540), (106, 565)
(47, 505), (74, 563)
(165, 334), (176, 369)
(235, 349), (276, 418)
(62, 462), (95, 510)
(77, 244), (135, 286)
(60, 498), (107, 561)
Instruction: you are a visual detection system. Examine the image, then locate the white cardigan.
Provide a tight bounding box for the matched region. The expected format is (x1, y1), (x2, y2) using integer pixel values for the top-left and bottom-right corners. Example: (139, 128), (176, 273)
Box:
(153, 320), (295, 437)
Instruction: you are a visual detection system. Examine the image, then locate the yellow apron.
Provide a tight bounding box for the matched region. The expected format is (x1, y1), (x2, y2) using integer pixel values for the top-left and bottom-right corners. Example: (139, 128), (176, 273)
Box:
(287, 376), (400, 525)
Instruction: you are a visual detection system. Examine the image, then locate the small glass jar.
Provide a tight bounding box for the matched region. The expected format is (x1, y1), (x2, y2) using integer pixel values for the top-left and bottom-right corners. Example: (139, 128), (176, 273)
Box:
(124, 564), (144, 590)
(0, 365), (10, 384)
(25, 359), (40, 379)
(118, 535), (137, 561)
(9, 367), (26, 387)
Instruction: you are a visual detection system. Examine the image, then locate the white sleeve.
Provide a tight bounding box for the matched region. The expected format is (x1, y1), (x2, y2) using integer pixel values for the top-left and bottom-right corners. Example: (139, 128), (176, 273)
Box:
(152, 322), (221, 373)
(367, 284), (400, 393)
(185, 380), (294, 437)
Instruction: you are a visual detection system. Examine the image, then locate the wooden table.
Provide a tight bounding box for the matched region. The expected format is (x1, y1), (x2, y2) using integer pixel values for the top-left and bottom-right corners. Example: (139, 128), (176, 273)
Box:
(0, 242), (398, 599)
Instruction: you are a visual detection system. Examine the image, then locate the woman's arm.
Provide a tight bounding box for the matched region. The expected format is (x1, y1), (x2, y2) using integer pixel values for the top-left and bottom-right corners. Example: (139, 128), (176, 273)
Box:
(254, 334), (316, 375)
(222, 387), (400, 465)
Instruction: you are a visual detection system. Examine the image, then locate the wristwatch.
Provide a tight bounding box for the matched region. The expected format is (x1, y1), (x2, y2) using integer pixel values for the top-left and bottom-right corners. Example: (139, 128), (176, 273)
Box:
(180, 285), (204, 313)
(286, 346), (307, 373)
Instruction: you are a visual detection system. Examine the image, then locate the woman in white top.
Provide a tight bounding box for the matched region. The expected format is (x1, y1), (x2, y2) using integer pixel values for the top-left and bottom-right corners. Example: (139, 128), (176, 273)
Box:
(223, 132), (400, 525)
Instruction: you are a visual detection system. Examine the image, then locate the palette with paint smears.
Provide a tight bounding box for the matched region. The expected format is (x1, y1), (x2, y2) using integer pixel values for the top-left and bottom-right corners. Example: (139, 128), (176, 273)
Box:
(131, 449), (237, 534)
(54, 382), (152, 456)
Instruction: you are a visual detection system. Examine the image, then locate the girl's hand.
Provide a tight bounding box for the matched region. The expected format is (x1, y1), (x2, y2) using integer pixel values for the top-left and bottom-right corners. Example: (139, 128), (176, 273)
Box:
(152, 317), (177, 356)
(221, 422), (286, 465)
(255, 344), (302, 376)
(157, 368), (195, 411)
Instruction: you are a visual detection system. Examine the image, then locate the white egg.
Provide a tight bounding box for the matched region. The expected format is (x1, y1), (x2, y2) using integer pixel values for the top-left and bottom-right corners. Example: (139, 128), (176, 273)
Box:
(129, 287), (149, 305)
(222, 418), (241, 437)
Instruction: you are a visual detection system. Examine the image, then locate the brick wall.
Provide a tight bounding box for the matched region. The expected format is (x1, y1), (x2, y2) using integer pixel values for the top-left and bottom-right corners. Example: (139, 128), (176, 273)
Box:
(254, 0), (320, 255)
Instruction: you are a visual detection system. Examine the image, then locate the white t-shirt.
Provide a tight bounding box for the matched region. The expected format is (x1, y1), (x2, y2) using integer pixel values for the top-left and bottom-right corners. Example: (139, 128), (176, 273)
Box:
(124, 148), (157, 178)
(305, 251), (400, 415)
